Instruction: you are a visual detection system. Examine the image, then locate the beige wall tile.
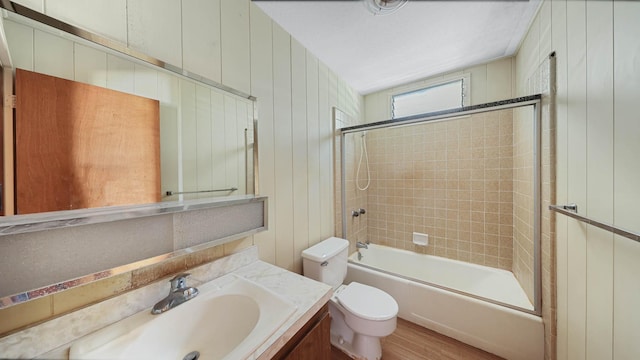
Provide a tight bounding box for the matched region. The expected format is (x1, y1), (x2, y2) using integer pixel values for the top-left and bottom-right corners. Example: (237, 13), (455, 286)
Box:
(350, 110), (518, 271)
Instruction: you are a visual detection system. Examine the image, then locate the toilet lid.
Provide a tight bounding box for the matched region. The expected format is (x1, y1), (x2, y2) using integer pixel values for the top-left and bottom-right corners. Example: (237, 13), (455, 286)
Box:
(337, 282), (398, 321)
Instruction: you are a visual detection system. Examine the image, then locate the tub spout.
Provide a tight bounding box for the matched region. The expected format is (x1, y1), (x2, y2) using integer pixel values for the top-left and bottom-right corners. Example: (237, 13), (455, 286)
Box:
(356, 241), (368, 249)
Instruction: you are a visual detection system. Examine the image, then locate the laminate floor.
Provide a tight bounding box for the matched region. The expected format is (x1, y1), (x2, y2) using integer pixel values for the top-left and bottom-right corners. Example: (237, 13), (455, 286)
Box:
(331, 318), (504, 360)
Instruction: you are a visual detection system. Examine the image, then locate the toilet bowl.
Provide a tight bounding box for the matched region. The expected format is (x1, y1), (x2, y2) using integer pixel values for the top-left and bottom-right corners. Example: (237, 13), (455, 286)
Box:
(329, 283), (398, 359)
(302, 237), (399, 360)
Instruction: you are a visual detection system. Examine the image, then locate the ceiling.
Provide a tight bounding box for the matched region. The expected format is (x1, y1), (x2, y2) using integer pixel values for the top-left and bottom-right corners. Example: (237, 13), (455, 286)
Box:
(254, 0), (541, 95)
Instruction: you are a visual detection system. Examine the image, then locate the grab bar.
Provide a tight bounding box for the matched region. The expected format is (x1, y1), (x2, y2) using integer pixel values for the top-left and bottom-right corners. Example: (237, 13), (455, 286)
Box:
(549, 204), (640, 243)
(165, 187), (238, 196)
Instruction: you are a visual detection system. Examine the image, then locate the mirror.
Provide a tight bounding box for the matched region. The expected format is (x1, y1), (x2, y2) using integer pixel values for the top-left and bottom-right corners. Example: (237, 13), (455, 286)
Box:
(0, 7), (256, 215)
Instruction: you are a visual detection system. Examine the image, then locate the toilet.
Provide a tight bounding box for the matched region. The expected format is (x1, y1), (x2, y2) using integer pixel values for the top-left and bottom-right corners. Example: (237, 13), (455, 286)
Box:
(302, 237), (398, 360)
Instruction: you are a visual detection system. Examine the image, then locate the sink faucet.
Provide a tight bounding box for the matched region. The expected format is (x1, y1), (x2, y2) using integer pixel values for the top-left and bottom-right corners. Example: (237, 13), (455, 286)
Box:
(151, 273), (199, 315)
(356, 241), (368, 249)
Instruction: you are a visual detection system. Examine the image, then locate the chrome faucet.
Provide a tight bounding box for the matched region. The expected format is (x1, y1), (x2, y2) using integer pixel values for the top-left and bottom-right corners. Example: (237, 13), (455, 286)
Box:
(151, 273), (199, 315)
(356, 241), (368, 249)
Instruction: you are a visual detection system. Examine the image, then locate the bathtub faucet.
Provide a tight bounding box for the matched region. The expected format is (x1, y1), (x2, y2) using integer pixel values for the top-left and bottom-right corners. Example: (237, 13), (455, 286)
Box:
(356, 241), (368, 249)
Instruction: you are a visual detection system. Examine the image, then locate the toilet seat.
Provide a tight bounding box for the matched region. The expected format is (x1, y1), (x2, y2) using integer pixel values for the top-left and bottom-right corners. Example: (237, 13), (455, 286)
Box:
(337, 282), (398, 321)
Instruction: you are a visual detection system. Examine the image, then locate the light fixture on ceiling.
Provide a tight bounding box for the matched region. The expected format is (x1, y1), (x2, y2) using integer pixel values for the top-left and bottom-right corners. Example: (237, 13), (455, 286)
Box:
(363, 0), (408, 16)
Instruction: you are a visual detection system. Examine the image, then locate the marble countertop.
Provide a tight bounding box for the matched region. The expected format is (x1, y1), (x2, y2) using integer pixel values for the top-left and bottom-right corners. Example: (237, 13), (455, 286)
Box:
(234, 260), (333, 359)
(0, 246), (332, 359)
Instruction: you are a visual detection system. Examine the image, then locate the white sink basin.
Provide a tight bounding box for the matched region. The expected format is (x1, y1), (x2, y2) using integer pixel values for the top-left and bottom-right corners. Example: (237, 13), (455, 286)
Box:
(69, 274), (297, 360)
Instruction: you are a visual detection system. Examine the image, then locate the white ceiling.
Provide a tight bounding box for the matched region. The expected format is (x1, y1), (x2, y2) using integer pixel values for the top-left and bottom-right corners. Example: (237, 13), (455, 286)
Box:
(254, 0), (541, 95)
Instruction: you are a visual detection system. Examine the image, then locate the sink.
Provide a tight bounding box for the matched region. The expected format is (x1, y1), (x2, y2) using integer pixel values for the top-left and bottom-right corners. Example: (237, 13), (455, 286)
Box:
(69, 274), (297, 360)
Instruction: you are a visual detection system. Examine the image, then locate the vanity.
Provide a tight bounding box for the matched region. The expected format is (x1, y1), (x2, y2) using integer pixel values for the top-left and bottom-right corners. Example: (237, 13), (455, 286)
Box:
(0, 246), (333, 359)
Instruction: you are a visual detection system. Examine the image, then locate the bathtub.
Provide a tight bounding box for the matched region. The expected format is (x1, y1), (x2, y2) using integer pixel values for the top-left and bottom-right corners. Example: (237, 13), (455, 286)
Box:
(345, 244), (544, 360)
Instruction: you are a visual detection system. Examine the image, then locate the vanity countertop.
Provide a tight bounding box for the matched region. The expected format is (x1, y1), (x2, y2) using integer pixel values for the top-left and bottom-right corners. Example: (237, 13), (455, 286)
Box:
(0, 246), (332, 359)
(234, 260), (333, 359)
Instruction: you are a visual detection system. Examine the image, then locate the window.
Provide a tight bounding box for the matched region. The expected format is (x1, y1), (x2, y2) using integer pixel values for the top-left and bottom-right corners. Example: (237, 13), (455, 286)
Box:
(392, 78), (466, 119)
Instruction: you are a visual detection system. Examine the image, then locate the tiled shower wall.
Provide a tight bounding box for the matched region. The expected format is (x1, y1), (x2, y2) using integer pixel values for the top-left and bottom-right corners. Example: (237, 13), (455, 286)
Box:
(513, 107), (536, 303)
(363, 110), (516, 270)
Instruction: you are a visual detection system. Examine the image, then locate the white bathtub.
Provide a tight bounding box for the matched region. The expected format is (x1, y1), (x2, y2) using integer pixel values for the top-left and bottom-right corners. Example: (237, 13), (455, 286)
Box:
(345, 244), (544, 360)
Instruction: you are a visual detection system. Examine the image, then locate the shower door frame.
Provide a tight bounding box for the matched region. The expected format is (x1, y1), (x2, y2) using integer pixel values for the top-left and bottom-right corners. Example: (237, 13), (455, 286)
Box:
(339, 95), (543, 316)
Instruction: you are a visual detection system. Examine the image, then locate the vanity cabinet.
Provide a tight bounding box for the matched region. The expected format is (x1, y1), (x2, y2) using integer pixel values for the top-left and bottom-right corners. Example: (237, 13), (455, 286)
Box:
(273, 303), (331, 360)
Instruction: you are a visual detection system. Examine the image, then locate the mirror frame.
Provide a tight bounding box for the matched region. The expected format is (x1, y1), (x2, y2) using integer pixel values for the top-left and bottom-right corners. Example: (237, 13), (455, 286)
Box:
(0, 1), (260, 231)
(0, 1), (264, 308)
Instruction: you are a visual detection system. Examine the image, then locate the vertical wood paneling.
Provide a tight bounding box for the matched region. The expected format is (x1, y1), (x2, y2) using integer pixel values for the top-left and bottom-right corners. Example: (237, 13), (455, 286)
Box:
(468, 64), (487, 105)
(133, 64), (158, 100)
(585, 2), (614, 359)
(182, 0), (221, 83)
(73, 44), (107, 87)
(585, 1), (614, 221)
(34, 30), (73, 80)
(0, 4), (371, 342)
(249, 3), (276, 263)
(538, 0), (552, 64)
(486, 58), (511, 102)
(3, 0), (366, 288)
(565, 2), (587, 359)
(180, 80), (198, 199)
(224, 95), (239, 193)
(44, 0), (128, 44)
(106, 54), (134, 94)
(127, 0), (182, 67)
(196, 85), (213, 197)
(291, 39), (309, 273)
(158, 72), (180, 200)
(319, 68), (335, 239)
(613, 237), (640, 360)
(12, 0), (42, 12)
(2, 20), (34, 70)
(272, 23), (294, 270)
(613, 2), (640, 359)
(306, 53), (321, 246)
(210, 91), (226, 192)
(551, 0), (569, 359)
(220, 0), (250, 95)
(515, 15), (538, 95)
(317, 64), (333, 239)
(612, 0), (640, 233)
(236, 101), (249, 195)
(517, 1), (640, 360)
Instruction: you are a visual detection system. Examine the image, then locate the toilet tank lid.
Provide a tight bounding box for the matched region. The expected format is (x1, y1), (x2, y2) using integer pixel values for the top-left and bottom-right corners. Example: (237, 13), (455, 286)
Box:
(302, 237), (349, 262)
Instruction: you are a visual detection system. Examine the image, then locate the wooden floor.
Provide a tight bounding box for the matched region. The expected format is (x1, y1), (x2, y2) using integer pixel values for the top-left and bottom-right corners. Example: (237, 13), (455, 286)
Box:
(331, 318), (504, 360)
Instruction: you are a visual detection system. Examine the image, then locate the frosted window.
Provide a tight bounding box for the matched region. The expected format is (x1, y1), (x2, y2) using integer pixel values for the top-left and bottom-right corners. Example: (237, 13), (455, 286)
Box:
(392, 79), (464, 119)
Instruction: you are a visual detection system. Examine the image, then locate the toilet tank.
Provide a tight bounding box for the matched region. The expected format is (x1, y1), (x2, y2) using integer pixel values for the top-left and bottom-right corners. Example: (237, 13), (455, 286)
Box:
(302, 237), (349, 289)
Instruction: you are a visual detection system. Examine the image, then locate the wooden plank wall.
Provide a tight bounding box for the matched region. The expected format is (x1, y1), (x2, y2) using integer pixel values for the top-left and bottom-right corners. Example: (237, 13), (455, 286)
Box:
(7, 0), (364, 274)
(516, 1), (640, 359)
